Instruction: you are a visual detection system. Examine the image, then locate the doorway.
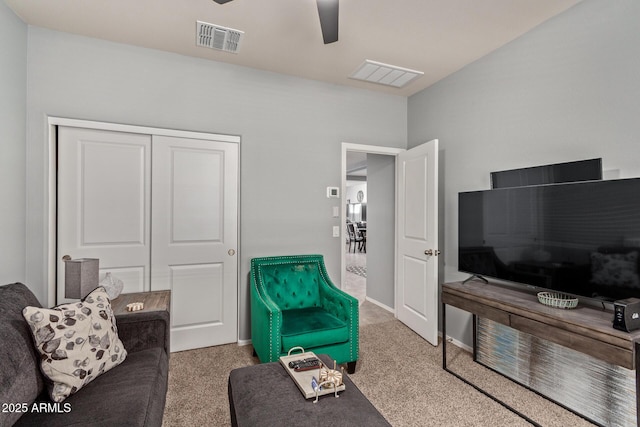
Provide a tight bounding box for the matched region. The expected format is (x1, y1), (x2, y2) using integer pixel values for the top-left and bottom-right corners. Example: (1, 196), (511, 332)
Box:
(341, 140), (440, 345)
(344, 152), (367, 304)
(341, 143), (403, 312)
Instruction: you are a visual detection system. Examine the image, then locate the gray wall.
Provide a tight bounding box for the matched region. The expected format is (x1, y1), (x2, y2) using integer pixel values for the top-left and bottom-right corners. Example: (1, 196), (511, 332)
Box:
(366, 153), (395, 308)
(408, 0), (640, 346)
(23, 27), (407, 340)
(11, 0), (636, 349)
(0, 2), (27, 284)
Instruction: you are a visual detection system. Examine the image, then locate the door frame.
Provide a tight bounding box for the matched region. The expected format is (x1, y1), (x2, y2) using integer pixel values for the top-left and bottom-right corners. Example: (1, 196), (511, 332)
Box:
(45, 117), (241, 336)
(340, 143), (404, 311)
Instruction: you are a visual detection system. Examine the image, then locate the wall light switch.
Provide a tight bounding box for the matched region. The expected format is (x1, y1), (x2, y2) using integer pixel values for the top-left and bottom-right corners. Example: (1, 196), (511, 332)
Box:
(332, 226), (340, 237)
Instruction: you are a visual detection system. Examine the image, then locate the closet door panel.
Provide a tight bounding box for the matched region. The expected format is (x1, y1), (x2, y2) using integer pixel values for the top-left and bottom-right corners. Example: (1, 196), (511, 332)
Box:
(57, 127), (151, 304)
(151, 135), (238, 351)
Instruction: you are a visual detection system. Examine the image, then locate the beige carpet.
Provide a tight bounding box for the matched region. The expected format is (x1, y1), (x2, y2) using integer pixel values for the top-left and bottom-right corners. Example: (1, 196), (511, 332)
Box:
(163, 318), (595, 426)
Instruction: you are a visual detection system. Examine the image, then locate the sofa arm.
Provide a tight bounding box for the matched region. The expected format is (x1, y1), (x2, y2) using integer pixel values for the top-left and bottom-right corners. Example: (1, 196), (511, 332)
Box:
(116, 310), (170, 355)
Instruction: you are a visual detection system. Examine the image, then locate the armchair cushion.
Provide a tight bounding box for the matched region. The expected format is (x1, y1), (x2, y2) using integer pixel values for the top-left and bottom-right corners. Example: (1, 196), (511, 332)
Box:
(281, 307), (348, 351)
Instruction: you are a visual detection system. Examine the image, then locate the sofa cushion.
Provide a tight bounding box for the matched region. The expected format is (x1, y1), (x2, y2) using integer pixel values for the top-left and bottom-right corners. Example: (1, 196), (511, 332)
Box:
(0, 283), (46, 427)
(14, 347), (168, 427)
(281, 307), (348, 352)
(22, 286), (127, 402)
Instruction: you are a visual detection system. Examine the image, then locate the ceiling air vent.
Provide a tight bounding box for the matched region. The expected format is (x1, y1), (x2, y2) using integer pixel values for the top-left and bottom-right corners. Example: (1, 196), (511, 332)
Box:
(196, 21), (244, 54)
(349, 60), (423, 88)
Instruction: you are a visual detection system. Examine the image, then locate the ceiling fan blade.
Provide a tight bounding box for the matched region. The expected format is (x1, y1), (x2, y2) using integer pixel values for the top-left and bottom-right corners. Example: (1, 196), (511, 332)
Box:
(316, 0), (339, 44)
(212, 0), (234, 4)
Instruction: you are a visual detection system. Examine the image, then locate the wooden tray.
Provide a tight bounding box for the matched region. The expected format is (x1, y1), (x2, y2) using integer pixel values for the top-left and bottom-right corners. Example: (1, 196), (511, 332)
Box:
(279, 351), (345, 400)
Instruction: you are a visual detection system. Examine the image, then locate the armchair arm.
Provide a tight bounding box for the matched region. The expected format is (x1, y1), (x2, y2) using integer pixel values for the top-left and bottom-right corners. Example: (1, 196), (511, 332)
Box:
(318, 281), (359, 327)
(316, 263), (358, 320)
(317, 275), (359, 360)
(115, 310), (170, 355)
(250, 274), (283, 363)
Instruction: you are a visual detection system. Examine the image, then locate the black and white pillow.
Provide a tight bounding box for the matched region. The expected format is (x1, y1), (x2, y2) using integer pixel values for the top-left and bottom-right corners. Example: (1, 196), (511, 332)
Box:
(22, 286), (127, 402)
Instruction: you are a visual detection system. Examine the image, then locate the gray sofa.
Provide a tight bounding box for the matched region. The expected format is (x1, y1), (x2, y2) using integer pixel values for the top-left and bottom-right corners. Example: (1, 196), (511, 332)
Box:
(0, 282), (169, 427)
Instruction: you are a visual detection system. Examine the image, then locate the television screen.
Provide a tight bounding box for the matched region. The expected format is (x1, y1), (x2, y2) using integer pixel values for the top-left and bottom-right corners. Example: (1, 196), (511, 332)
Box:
(458, 178), (640, 302)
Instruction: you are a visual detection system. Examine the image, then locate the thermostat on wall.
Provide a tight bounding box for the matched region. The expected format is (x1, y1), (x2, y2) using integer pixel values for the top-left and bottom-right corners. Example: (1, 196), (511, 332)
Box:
(327, 187), (339, 198)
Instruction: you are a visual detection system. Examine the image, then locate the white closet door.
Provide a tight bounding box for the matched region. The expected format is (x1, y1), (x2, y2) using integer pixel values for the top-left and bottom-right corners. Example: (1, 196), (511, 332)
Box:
(57, 127), (152, 304)
(151, 135), (238, 351)
(58, 126), (239, 351)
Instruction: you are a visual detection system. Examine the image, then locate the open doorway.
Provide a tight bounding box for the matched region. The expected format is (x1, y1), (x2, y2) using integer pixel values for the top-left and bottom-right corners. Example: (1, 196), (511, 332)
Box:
(340, 141), (440, 341)
(344, 151), (367, 304)
(341, 143), (403, 312)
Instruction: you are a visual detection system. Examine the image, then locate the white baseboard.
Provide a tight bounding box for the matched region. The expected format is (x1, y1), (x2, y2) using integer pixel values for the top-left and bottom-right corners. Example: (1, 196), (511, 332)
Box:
(364, 296), (394, 314)
(237, 339), (251, 347)
(439, 332), (472, 353)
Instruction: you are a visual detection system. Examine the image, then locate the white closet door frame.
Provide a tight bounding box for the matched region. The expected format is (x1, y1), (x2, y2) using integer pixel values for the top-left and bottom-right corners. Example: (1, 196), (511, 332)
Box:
(46, 117), (240, 321)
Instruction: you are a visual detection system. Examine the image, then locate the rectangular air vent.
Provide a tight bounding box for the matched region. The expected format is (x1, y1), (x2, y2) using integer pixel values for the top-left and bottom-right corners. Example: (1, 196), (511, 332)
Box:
(196, 21), (244, 54)
(349, 60), (423, 88)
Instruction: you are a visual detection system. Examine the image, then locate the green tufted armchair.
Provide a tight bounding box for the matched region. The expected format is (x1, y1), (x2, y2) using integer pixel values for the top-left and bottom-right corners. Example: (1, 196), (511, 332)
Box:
(250, 255), (359, 373)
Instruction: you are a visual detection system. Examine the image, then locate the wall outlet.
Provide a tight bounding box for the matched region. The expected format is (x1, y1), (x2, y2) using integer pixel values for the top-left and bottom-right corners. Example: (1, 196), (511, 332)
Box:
(332, 226), (340, 237)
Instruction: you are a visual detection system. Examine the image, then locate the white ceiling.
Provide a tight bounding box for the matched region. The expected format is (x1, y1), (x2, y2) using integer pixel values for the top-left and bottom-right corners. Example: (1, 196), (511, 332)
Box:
(5, 0), (581, 97)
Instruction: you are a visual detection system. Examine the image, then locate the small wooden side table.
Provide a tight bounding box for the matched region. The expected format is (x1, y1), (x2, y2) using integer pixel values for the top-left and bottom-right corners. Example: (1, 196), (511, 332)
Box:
(111, 290), (171, 316)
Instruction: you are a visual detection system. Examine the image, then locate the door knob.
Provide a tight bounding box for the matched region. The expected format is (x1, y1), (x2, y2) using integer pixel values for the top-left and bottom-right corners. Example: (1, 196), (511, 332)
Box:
(424, 249), (433, 256)
(228, 249), (236, 256)
(62, 255), (72, 261)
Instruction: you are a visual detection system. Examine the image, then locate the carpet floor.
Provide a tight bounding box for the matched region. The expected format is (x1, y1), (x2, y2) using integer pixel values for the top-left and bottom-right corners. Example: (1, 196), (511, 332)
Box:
(163, 318), (594, 426)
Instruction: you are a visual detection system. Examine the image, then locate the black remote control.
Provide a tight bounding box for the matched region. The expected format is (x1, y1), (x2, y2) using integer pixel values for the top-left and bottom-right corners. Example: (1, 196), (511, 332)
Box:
(288, 357), (320, 371)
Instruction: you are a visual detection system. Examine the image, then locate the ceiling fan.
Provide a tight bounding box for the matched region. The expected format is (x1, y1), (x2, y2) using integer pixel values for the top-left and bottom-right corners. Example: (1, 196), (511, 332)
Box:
(212, 0), (339, 44)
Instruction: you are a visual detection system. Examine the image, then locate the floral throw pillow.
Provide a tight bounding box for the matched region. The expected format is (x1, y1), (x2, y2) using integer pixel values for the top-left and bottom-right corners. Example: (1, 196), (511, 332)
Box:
(22, 286), (127, 402)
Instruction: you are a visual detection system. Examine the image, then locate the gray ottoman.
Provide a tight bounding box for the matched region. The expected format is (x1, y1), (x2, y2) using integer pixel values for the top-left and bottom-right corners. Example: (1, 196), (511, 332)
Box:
(228, 354), (390, 426)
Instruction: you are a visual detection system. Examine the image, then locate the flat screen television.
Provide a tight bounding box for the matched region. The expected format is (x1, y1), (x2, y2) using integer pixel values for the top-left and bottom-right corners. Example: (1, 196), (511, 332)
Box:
(458, 177), (640, 302)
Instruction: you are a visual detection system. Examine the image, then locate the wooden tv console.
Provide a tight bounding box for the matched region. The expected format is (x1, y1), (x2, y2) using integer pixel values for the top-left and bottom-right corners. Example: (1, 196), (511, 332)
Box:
(441, 280), (640, 425)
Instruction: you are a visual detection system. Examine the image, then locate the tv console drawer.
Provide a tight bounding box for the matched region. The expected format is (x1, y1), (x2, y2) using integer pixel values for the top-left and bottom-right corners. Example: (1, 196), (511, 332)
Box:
(442, 292), (510, 326)
(509, 314), (634, 369)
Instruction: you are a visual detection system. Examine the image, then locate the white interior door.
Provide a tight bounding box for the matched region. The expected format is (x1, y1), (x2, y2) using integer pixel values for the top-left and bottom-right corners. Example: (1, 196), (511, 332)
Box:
(57, 126), (239, 351)
(151, 136), (238, 351)
(396, 139), (439, 346)
(57, 127), (152, 304)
